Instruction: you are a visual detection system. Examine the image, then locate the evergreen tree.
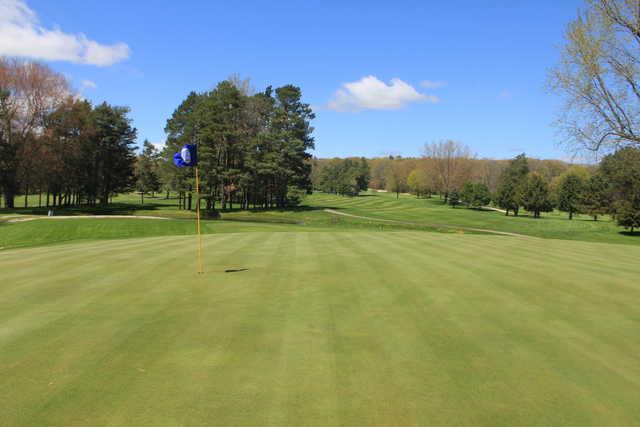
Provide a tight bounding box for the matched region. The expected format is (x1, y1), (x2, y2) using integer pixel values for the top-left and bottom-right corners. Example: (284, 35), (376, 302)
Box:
(460, 182), (475, 206)
(271, 85), (316, 206)
(318, 158), (369, 196)
(448, 189), (461, 208)
(521, 172), (553, 218)
(599, 147), (640, 232)
(44, 99), (96, 206)
(556, 170), (586, 220)
(163, 92), (198, 209)
(355, 157), (370, 192)
(496, 153), (529, 216)
(135, 140), (161, 204)
(92, 103), (137, 205)
(580, 173), (611, 221)
(461, 182), (491, 208)
(160, 80), (315, 213)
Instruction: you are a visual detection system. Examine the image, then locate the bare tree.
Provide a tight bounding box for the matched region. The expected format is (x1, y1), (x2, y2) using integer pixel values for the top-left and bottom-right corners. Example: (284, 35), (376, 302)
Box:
(0, 58), (69, 207)
(550, 0), (640, 153)
(422, 140), (473, 202)
(385, 158), (414, 198)
(227, 73), (255, 96)
(478, 159), (508, 194)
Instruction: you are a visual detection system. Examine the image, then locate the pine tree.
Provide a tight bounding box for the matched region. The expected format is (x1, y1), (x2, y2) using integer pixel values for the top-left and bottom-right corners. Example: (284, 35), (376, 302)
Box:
(449, 189), (461, 208)
(92, 103), (137, 205)
(599, 147), (640, 232)
(160, 80), (315, 213)
(521, 172), (553, 218)
(461, 182), (491, 208)
(135, 140), (161, 204)
(556, 170), (586, 220)
(580, 173), (610, 221)
(496, 153), (529, 216)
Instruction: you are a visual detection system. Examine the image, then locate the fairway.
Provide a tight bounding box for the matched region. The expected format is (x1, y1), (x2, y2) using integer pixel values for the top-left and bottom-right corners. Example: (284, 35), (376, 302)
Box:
(2, 232), (639, 426)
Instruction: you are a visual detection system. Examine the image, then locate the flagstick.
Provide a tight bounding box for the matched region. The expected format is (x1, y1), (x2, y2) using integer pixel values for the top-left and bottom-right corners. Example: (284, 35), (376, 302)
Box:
(195, 165), (204, 274)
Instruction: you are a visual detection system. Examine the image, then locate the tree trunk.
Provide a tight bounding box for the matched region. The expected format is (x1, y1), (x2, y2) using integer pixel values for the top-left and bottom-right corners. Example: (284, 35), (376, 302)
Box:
(187, 192), (192, 211)
(100, 191), (109, 206)
(569, 211), (573, 220)
(140, 192), (144, 205)
(3, 191), (14, 209)
(3, 178), (17, 208)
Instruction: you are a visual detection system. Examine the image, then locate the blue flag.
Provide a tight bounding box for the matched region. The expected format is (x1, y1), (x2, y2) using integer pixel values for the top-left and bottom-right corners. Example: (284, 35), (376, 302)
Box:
(173, 144), (198, 167)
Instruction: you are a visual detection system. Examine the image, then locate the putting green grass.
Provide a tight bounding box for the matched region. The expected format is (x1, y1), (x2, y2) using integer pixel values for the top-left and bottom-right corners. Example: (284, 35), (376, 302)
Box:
(2, 232), (639, 426)
(0, 217), (318, 250)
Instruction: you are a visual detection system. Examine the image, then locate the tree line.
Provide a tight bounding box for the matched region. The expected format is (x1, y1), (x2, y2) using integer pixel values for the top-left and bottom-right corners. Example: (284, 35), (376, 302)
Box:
(485, 149), (638, 231)
(1, 60), (316, 213)
(0, 58), (137, 209)
(312, 157), (370, 196)
(311, 141), (640, 232)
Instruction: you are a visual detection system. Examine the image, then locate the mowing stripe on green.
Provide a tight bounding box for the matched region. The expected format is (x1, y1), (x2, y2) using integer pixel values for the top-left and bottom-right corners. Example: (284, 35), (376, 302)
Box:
(1, 232), (639, 425)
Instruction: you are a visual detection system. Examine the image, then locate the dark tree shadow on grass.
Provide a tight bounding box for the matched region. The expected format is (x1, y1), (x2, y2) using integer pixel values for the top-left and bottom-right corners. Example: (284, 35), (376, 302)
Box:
(240, 205), (341, 213)
(0, 202), (167, 216)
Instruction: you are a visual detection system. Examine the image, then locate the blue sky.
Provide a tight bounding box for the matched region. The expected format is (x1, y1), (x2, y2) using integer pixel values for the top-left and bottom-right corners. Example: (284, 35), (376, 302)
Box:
(2, 0), (584, 159)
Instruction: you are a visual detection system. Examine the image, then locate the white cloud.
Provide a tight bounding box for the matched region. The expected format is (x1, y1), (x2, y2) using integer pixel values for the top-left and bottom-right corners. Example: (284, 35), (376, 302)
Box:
(80, 79), (97, 90)
(0, 0), (130, 66)
(328, 75), (438, 112)
(420, 80), (446, 89)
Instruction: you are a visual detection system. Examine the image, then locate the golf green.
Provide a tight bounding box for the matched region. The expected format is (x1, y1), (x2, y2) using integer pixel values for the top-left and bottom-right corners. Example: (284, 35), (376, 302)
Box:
(1, 231), (639, 425)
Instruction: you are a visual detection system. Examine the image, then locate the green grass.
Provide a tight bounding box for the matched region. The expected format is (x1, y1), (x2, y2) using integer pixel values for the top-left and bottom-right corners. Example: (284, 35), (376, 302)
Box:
(0, 218), (320, 250)
(2, 192), (640, 424)
(0, 211), (468, 250)
(3, 190), (639, 249)
(0, 193), (479, 250)
(1, 232), (639, 425)
(298, 191), (640, 245)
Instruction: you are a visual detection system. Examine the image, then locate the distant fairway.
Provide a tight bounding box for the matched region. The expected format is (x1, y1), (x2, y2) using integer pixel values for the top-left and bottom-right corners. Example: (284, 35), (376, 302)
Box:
(5, 190), (640, 249)
(2, 232), (639, 426)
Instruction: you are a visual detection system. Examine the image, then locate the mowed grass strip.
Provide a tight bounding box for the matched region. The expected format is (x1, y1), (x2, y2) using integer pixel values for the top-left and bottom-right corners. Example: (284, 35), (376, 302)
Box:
(1, 232), (639, 426)
(304, 192), (640, 245)
(0, 218), (325, 250)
